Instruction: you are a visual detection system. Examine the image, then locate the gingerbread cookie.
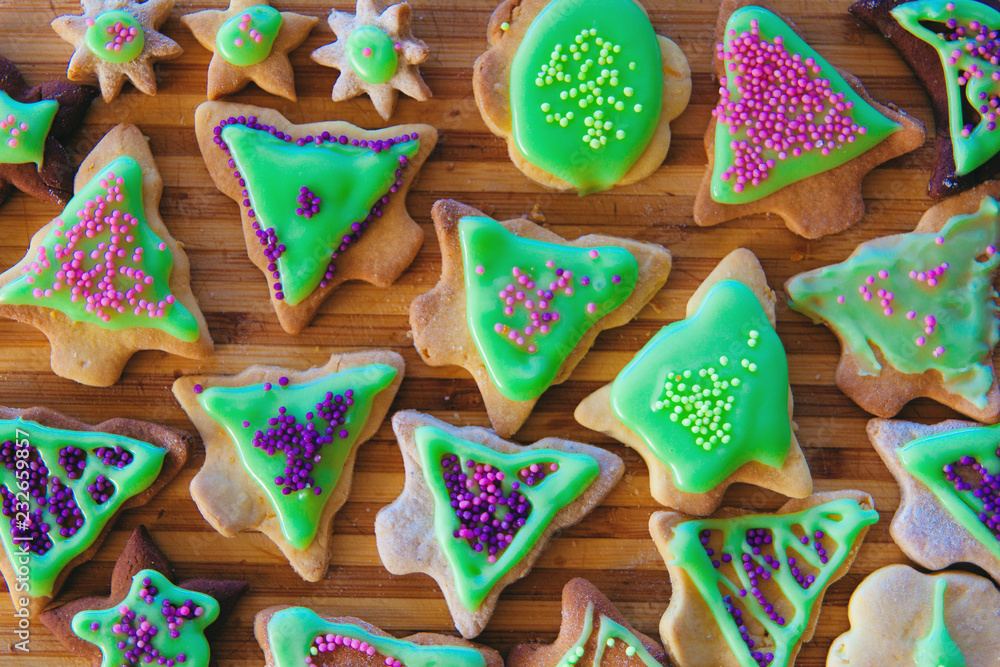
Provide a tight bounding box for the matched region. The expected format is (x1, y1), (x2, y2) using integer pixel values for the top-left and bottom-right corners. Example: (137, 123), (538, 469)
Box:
(473, 0), (691, 195)
(828, 564), (1000, 667)
(0, 123), (213, 387)
(51, 0), (183, 103)
(375, 410), (624, 639)
(867, 417), (1000, 582)
(508, 578), (668, 667)
(693, 0), (925, 238)
(851, 0), (1000, 199)
(40, 525), (246, 667)
(181, 0), (318, 101)
(411, 199), (672, 438)
(194, 101), (436, 335)
(0, 406), (190, 617)
(311, 0), (431, 120)
(786, 185), (1000, 421)
(651, 491), (878, 667)
(576, 249), (812, 515)
(174, 350), (404, 582)
(0, 55), (97, 208)
(255, 606), (504, 667)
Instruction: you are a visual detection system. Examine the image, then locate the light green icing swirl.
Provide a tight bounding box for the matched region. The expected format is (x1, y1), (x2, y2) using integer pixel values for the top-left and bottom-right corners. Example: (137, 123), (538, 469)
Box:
(0, 91), (58, 167)
(197, 364), (397, 551)
(897, 422), (1000, 562)
(0, 417), (165, 598)
(216, 5), (282, 67)
(346, 25), (399, 84)
(610, 280), (791, 493)
(459, 215), (638, 402)
(0, 155), (200, 342)
(668, 498), (879, 667)
(72, 569), (220, 667)
(914, 578), (966, 667)
(415, 425), (600, 612)
(557, 602), (662, 666)
(265, 606), (487, 667)
(84, 10), (145, 64)
(508, 0), (664, 194)
(892, 0), (1000, 176)
(557, 600), (595, 667)
(787, 197), (1000, 409)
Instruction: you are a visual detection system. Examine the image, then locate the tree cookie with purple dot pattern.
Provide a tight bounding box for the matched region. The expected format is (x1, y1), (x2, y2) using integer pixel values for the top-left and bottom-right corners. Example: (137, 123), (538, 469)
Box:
(40, 525), (246, 667)
(51, 0), (184, 103)
(693, 0), (925, 239)
(650, 490), (879, 667)
(0, 55), (97, 208)
(194, 101), (437, 335)
(786, 183), (1000, 422)
(254, 605), (504, 667)
(173, 350), (404, 582)
(473, 0), (691, 195)
(867, 417), (1000, 583)
(508, 578), (668, 667)
(575, 248), (812, 516)
(311, 0), (431, 121)
(410, 199), (672, 438)
(375, 410), (624, 638)
(0, 123), (214, 387)
(827, 564), (1000, 667)
(181, 0), (318, 101)
(0, 405), (190, 617)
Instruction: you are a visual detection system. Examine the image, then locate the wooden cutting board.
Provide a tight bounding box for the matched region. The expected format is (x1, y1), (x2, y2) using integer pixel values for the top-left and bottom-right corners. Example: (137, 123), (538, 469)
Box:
(0, 0), (985, 665)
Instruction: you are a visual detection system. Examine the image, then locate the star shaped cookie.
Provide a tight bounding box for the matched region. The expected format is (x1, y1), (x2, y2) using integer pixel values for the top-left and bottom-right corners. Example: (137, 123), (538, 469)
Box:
(181, 0), (318, 101)
(311, 0), (432, 120)
(173, 350), (404, 582)
(51, 0), (183, 103)
(867, 417), (1000, 582)
(40, 525), (247, 667)
(576, 248), (812, 515)
(0, 55), (97, 208)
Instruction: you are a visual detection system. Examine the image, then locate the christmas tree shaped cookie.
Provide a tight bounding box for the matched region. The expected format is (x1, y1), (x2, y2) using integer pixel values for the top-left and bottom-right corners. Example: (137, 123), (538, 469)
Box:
(787, 188), (1000, 421)
(0, 406), (189, 616)
(576, 249), (812, 515)
(411, 199), (671, 437)
(195, 101), (437, 334)
(693, 0), (924, 238)
(0, 123), (213, 386)
(508, 578), (668, 667)
(173, 350), (404, 582)
(40, 525), (246, 667)
(650, 491), (878, 667)
(254, 606), (504, 667)
(375, 410), (624, 638)
(867, 418), (1000, 582)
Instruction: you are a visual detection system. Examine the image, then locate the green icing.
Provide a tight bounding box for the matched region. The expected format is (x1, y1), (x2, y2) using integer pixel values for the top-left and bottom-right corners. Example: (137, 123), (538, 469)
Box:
(710, 6), (900, 204)
(71, 569), (220, 667)
(0, 417), (165, 598)
(557, 600), (595, 667)
(84, 10), (145, 63)
(0, 91), (58, 167)
(346, 25), (399, 84)
(508, 0), (664, 194)
(668, 498), (879, 667)
(897, 423), (1000, 562)
(415, 425), (601, 612)
(914, 578), (966, 667)
(610, 280), (791, 494)
(266, 607), (487, 667)
(220, 123), (419, 306)
(892, 0), (1000, 176)
(459, 215), (638, 402)
(787, 197), (1000, 409)
(197, 364), (397, 551)
(216, 5), (282, 67)
(557, 602), (662, 667)
(0, 155), (200, 341)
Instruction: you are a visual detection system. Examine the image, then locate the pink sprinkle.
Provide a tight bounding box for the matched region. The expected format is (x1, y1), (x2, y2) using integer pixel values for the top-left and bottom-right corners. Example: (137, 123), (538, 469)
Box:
(235, 37), (244, 47)
(836, 295), (845, 304)
(916, 336), (926, 346)
(586, 302), (596, 314)
(883, 307), (892, 316)
(865, 276), (875, 285)
(907, 311), (916, 319)
(878, 270), (888, 279)
(475, 265), (484, 274)
(7, 138), (16, 148)
(935, 236), (945, 245)
(362, 46), (373, 57)
(989, 246), (997, 255)
(589, 249), (599, 259)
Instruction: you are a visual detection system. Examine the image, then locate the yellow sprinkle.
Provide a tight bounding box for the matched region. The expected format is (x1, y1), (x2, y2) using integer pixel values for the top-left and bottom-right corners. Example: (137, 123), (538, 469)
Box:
(501, 21), (510, 30)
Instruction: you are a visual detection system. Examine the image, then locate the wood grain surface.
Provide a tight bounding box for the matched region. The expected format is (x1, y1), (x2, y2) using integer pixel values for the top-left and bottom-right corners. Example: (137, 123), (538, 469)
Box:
(0, 0), (993, 665)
